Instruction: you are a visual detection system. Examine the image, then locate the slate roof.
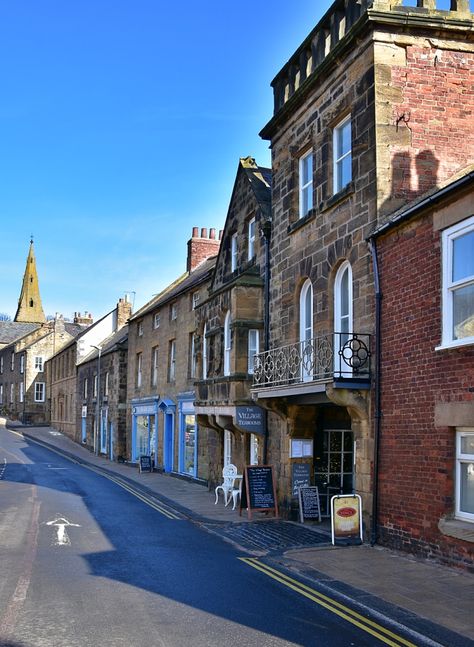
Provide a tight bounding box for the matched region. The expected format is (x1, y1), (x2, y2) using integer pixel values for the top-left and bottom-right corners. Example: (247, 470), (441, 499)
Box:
(0, 322), (40, 345)
(130, 255), (217, 321)
(78, 325), (129, 365)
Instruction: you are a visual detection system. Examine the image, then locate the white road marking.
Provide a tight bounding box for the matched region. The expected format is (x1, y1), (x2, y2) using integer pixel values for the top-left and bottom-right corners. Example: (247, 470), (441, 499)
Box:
(45, 517), (80, 546)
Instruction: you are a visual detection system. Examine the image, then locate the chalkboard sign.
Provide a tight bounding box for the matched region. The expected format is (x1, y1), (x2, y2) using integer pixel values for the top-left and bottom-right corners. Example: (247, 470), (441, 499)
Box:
(292, 463), (311, 497)
(298, 486), (321, 523)
(240, 465), (278, 520)
(139, 455), (153, 473)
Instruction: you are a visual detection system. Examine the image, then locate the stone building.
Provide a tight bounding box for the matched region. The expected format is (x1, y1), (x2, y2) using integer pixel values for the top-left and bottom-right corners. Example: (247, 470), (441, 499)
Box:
(0, 240), (84, 424)
(76, 325), (129, 459)
(370, 168), (474, 568)
(251, 0), (474, 531)
(194, 157), (271, 488)
(127, 228), (220, 478)
(48, 298), (131, 440)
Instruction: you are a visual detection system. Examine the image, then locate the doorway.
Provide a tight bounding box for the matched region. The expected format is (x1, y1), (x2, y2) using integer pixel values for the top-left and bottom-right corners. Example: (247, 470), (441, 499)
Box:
(313, 428), (354, 516)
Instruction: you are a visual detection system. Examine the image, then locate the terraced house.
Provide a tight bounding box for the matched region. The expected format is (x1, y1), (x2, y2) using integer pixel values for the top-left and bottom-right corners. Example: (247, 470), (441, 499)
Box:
(127, 228), (220, 478)
(250, 0), (474, 568)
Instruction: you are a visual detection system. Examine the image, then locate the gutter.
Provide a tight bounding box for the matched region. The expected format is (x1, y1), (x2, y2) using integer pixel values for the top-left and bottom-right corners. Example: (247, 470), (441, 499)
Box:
(368, 237), (382, 547)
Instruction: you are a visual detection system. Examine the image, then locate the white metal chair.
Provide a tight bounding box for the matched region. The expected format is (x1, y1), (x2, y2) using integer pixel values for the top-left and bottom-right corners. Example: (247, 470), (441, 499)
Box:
(215, 464), (238, 505)
(228, 477), (243, 510)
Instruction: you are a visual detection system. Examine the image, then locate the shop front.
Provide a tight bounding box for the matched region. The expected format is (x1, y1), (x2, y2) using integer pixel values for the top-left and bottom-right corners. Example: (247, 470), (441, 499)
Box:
(178, 396), (197, 478)
(131, 397), (159, 467)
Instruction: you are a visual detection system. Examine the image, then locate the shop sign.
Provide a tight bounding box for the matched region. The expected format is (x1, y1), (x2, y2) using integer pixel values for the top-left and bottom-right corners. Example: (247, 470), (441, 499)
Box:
(331, 494), (363, 545)
(133, 404), (156, 416)
(291, 463), (311, 497)
(235, 406), (264, 434)
(290, 438), (313, 458)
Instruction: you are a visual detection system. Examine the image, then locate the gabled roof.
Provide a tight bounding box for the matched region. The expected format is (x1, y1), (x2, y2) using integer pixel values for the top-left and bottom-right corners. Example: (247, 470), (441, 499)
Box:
(209, 156), (271, 293)
(0, 322), (40, 346)
(78, 325), (129, 365)
(130, 255), (217, 320)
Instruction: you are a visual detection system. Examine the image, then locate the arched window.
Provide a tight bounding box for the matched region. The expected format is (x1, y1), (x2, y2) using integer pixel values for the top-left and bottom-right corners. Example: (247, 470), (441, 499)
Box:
(299, 279), (313, 382)
(202, 323), (208, 380)
(223, 311), (231, 376)
(334, 261), (353, 375)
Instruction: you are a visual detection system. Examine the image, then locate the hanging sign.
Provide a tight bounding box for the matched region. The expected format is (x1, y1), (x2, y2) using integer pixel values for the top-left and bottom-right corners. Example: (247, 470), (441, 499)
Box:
(235, 406), (265, 434)
(240, 465), (278, 520)
(331, 494), (363, 545)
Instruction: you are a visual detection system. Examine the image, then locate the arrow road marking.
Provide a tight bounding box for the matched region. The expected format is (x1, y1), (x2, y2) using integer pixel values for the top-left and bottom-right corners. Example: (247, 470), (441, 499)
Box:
(45, 517), (80, 546)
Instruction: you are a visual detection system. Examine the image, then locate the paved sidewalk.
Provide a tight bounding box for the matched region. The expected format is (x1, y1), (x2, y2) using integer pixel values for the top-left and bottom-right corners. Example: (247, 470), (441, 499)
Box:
(3, 420), (474, 643)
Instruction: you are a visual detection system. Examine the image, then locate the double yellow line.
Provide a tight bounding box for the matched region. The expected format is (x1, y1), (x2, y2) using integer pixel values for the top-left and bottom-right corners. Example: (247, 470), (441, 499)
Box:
(239, 558), (419, 647)
(7, 429), (181, 520)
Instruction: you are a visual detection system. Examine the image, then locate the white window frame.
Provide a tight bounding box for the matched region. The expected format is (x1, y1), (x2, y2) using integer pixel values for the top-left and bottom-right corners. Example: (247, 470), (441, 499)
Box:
(19, 381), (24, 403)
(223, 311), (231, 376)
(334, 261), (353, 375)
(20, 354), (25, 374)
(34, 356), (44, 372)
(171, 303), (177, 321)
(333, 115), (352, 194)
(136, 353), (142, 388)
(224, 430), (232, 467)
(455, 428), (474, 522)
(153, 313), (161, 329)
(10, 352), (14, 371)
(152, 347), (159, 387)
(83, 377), (88, 400)
(299, 279), (313, 382)
(10, 383), (14, 403)
(169, 340), (176, 381)
(93, 374), (98, 398)
(299, 149), (313, 219)
(190, 334), (197, 379)
(248, 329), (259, 374)
(248, 217), (256, 261)
(0, 356), (3, 374)
(192, 292), (200, 310)
(34, 382), (45, 402)
(440, 215), (474, 349)
(202, 323), (208, 380)
(231, 233), (238, 272)
(137, 321), (143, 337)
(250, 433), (259, 465)
(0, 384), (3, 404)
(104, 371), (109, 397)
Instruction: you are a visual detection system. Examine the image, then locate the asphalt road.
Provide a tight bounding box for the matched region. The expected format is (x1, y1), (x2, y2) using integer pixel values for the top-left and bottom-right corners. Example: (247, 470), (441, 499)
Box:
(0, 427), (435, 647)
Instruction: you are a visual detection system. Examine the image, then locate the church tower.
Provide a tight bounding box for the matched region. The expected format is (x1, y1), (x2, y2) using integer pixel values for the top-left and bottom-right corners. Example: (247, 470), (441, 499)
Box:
(14, 239), (46, 323)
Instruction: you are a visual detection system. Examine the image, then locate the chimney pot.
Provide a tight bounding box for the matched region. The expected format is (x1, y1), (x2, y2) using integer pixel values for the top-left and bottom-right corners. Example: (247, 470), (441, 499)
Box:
(219, 230), (224, 240)
(210, 228), (216, 240)
(201, 227), (207, 238)
(192, 226), (199, 238)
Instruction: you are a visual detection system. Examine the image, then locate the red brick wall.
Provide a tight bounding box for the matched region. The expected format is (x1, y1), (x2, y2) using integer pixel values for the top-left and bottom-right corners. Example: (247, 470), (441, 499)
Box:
(388, 46), (474, 201)
(377, 213), (474, 568)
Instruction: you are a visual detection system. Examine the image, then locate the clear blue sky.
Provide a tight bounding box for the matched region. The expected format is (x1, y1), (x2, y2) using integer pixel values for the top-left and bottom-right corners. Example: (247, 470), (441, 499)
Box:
(0, 0), (465, 320)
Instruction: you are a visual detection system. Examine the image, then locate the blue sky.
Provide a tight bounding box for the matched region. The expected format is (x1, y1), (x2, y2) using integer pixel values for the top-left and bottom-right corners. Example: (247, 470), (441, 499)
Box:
(0, 0), (466, 320)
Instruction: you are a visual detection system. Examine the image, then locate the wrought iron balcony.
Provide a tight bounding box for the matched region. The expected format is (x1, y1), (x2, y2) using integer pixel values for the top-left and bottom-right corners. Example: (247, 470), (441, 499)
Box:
(252, 332), (371, 390)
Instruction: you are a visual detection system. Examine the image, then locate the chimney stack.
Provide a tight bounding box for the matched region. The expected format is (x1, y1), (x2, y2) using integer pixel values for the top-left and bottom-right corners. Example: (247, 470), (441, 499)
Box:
(117, 297), (132, 329)
(187, 226), (221, 272)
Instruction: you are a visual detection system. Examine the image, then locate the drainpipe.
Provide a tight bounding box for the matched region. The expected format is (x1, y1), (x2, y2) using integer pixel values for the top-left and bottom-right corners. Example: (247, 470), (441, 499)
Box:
(260, 217), (272, 464)
(368, 237), (382, 546)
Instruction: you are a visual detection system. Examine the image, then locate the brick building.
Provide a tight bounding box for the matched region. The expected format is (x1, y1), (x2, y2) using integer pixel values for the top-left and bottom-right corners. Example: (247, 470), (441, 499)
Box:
(371, 168), (474, 568)
(48, 298), (130, 440)
(195, 157), (271, 487)
(77, 325), (129, 459)
(127, 229), (220, 478)
(251, 0), (474, 532)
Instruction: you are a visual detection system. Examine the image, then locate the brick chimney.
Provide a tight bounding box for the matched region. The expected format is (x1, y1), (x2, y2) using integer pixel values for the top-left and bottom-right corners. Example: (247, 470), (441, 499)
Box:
(187, 227), (221, 272)
(116, 297), (132, 329)
(74, 311), (94, 326)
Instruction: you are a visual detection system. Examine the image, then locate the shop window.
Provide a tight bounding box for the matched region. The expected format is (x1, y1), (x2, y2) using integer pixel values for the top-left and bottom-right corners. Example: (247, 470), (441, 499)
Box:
(456, 429), (474, 522)
(250, 434), (259, 465)
(441, 215), (474, 347)
(299, 149), (313, 218)
(333, 115), (352, 194)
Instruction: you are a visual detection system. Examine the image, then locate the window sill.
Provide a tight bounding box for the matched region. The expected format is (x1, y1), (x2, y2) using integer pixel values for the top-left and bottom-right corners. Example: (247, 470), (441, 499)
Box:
(320, 181), (354, 213)
(288, 208), (317, 234)
(438, 517), (474, 543)
(435, 338), (474, 351)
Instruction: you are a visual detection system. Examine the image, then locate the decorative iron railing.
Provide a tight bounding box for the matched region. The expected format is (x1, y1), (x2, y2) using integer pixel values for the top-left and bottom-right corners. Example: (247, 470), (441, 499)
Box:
(253, 333), (371, 388)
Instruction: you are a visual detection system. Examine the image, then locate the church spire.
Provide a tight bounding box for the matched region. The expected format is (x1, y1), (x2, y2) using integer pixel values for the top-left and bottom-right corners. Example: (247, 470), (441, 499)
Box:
(14, 238), (46, 323)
